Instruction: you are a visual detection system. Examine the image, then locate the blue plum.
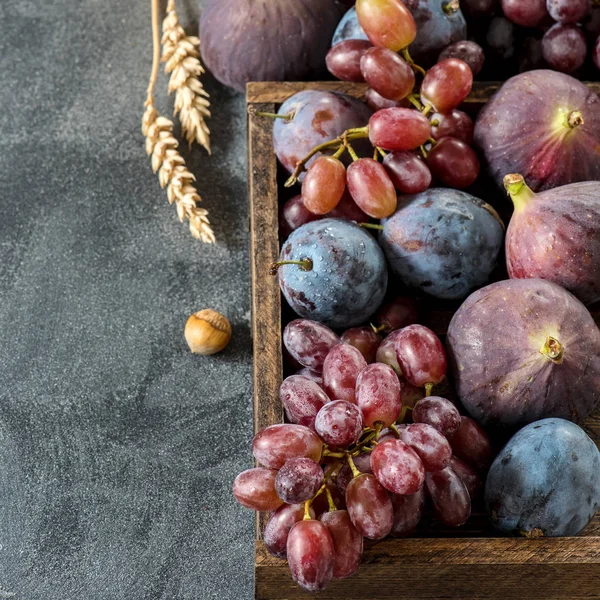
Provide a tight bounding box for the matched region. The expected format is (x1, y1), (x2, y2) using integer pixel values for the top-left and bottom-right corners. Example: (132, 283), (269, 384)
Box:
(273, 90), (372, 177)
(276, 219), (387, 329)
(332, 3), (467, 66)
(485, 419), (600, 537)
(379, 189), (504, 300)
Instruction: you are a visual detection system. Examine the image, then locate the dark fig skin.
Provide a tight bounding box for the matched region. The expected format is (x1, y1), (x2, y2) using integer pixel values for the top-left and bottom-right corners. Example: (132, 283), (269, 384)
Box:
(474, 70), (600, 192)
(485, 418), (600, 537)
(380, 189), (505, 300)
(277, 219), (388, 329)
(447, 278), (600, 429)
(200, 0), (343, 92)
(505, 176), (600, 306)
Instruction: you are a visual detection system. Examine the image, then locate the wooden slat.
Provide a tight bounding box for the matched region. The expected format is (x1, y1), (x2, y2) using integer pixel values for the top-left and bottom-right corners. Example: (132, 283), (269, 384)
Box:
(247, 80), (600, 104)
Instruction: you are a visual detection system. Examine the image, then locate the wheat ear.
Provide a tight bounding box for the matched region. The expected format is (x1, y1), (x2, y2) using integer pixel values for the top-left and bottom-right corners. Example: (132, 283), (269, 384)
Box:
(143, 0), (215, 243)
(162, 0), (211, 154)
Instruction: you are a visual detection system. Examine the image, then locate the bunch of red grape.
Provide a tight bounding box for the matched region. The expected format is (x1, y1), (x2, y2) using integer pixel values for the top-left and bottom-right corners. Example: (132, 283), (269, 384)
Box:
(288, 0), (481, 224)
(233, 297), (495, 593)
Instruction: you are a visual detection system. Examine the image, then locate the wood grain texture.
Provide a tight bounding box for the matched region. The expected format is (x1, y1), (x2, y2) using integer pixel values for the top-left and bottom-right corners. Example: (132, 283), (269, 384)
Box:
(246, 80), (600, 104)
(247, 82), (600, 599)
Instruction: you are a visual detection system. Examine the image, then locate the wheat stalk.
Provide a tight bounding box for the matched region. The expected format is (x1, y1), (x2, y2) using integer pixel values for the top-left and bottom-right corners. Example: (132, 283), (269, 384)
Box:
(162, 0), (211, 154)
(143, 0), (215, 243)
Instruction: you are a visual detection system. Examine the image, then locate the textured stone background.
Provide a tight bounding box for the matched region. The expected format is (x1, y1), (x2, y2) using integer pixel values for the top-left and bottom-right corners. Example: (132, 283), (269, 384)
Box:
(0, 0), (255, 598)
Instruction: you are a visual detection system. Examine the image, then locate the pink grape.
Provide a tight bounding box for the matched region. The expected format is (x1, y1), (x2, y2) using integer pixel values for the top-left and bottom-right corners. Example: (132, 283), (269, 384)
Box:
(383, 151), (432, 194)
(328, 189), (369, 222)
(315, 400), (363, 448)
(360, 46), (415, 101)
(287, 520), (335, 592)
(425, 466), (471, 526)
(450, 416), (494, 471)
(320, 510), (364, 579)
(547, 0), (591, 23)
(390, 488), (425, 537)
(341, 327), (382, 363)
(365, 88), (411, 112)
(346, 473), (394, 539)
(420, 59), (473, 113)
(397, 423), (452, 472)
(326, 39), (372, 82)
(302, 156), (346, 215)
(279, 375), (330, 429)
(376, 294), (420, 333)
(413, 396), (461, 438)
(427, 137), (480, 189)
(375, 330), (404, 375)
(394, 324), (447, 388)
(233, 468), (283, 511)
(501, 0), (548, 27)
(323, 343), (367, 404)
(449, 456), (483, 499)
(429, 110), (474, 145)
(253, 424), (323, 469)
(346, 158), (398, 219)
(369, 108), (432, 151)
(283, 319), (340, 374)
(279, 194), (320, 238)
(264, 503), (314, 559)
(335, 453), (373, 497)
(370, 438), (425, 495)
(275, 458), (324, 504)
(356, 0), (417, 51)
(356, 363), (402, 427)
(296, 367), (323, 389)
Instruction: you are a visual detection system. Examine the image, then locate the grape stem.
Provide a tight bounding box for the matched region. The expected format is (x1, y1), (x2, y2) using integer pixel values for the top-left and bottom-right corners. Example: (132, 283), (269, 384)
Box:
(407, 94), (425, 111)
(332, 145), (346, 160)
(389, 423), (402, 438)
(376, 147), (387, 158)
(346, 453), (361, 478)
(323, 449), (346, 459)
(397, 404), (413, 423)
(269, 259), (313, 276)
(401, 49), (427, 77)
(325, 486), (337, 512)
(422, 105), (433, 117)
(303, 500), (312, 520)
(360, 223), (384, 231)
(424, 383), (434, 397)
(371, 323), (387, 334)
(419, 145), (428, 159)
(428, 137), (438, 145)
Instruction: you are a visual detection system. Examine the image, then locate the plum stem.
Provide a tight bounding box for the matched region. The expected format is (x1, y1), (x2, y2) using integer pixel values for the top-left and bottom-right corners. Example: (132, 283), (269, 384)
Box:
(540, 336), (564, 364)
(503, 173), (536, 212)
(251, 110), (294, 121)
(565, 110), (584, 129)
(443, 0), (460, 14)
(269, 259), (313, 276)
(360, 223), (384, 231)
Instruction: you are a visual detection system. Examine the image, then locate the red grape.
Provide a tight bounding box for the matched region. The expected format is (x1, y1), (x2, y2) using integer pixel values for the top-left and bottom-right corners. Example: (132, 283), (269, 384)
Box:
(326, 39), (372, 82)
(360, 47), (415, 101)
(346, 158), (397, 219)
(594, 36), (600, 70)
(356, 0), (417, 52)
(429, 110), (474, 145)
(345, 473), (394, 539)
(547, 0), (591, 23)
(302, 156), (346, 215)
(449, 456), (483, 500)
(341, 327), (382, 363)
(320, 510), (363, 579)
(296, 367), (323, 389)
(427, 137), (480, 189)
(233, 468), (283, 511)
(280, 194), (320, 238)
(420, 59), (473, 113)
(450, 416), (494, 471)
(394, 324), (447, 389)
(264, 503), (314, 559)
(390, 488), (425, 537)
(365, 88), (411, 112)
(275, 458), (324, 504)
(327, 189), (369, 222)
(397, 423), (452, 472)
(382, 151), (432, 194)
(542, 24), (587, 73)
(287, 519), (335, 592)
(412, 396), (461, 438)
(425, 467), (471, 526)
(283, 319), (340, 374)
(375, 295), (420, 333)
(253, 424), (323, 469)
(315, 400), (364, 448)
(280, 375), (330, 429)
(323, 343), (368, 404)
(501, 0), (548, 26)
(356, 363), (402, 427)
(369, 108), (432, 151)
(370, 438), (425, 495)
(438, 41), (485, 76)
(375, 330), (403, 375)
(335, 453), (373, 497)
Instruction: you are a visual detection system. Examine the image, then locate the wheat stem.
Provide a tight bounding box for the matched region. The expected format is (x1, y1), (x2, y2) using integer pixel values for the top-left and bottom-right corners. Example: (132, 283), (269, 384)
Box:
(143, 0), (215, 243)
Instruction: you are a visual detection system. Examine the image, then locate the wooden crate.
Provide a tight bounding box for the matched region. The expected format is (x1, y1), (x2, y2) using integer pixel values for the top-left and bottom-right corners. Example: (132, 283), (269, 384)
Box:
(247, 81), (600, 600)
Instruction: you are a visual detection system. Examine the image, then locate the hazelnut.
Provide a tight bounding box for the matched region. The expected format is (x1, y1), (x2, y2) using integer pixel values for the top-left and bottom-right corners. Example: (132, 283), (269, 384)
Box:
(184, 309), (232, 355)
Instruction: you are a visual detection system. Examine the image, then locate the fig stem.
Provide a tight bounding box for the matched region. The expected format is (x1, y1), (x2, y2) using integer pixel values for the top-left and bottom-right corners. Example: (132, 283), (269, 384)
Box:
(401, 49), (427, 77)
(269, 259), (313, 275)
(360, 223), (384, 231)
(565, 110), (584, 129)
(325, 486), (337, 512)
(503, 173), (535, 212)
(346, 452), (361, 478)
(540, 336), (564, 364)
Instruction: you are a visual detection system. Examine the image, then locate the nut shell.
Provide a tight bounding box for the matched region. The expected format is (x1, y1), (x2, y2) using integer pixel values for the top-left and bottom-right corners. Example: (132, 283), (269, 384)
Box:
(185, 309), (232, 355)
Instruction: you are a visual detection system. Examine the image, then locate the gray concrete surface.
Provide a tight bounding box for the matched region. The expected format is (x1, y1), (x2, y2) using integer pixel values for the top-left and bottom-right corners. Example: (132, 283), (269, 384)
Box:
(0, 1), (255, 598)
